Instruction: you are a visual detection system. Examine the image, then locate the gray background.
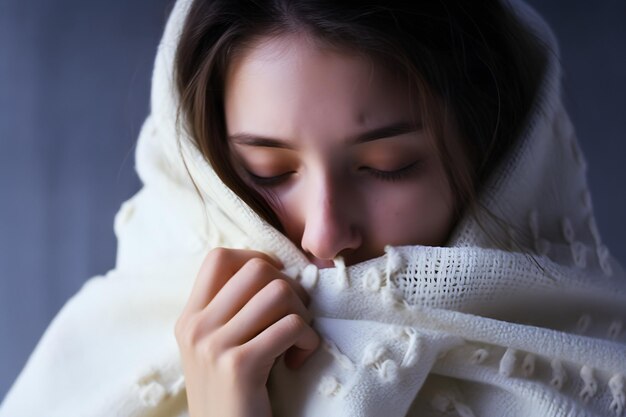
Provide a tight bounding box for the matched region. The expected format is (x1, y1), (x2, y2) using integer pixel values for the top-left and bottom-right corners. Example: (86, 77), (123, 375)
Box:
(1, 0), (624, 402)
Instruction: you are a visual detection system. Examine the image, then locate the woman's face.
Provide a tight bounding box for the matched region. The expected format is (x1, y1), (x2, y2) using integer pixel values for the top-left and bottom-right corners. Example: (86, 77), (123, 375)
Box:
(225, 34), (462, 268)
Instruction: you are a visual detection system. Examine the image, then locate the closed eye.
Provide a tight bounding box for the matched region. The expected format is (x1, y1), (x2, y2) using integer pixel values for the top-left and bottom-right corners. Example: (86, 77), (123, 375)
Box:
(359, 161), (420, 182)
(246, 170), (295, 186)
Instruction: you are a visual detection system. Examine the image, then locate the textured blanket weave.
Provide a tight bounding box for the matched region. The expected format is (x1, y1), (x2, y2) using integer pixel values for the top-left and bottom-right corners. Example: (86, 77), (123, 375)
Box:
(1, 0), (625, 416)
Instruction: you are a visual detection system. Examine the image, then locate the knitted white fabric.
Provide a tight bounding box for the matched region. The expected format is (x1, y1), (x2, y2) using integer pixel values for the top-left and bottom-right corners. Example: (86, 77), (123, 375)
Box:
(2, 0), (626, 416)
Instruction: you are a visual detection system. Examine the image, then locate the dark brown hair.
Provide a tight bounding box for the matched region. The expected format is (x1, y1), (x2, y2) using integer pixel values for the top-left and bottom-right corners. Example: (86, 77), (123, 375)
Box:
(174, 0), (544, 238)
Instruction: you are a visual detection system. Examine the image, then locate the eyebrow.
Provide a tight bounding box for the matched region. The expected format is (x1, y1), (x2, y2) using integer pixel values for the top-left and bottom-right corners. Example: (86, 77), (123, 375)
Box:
(228, 120), (421, 149)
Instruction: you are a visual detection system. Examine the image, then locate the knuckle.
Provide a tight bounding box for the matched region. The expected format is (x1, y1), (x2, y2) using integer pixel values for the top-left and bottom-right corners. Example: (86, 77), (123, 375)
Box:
(208, 247), (230, 260)
(283, 313), (306, 332)
(198, 247), (236, 281)
(197, 335), (222, 363)
(245, 257), (271, 274)
(174, 315), (203, 348)
(266, 278), (294, 300)
(220, 347), (248, 372)
(203, 247), (231, 269)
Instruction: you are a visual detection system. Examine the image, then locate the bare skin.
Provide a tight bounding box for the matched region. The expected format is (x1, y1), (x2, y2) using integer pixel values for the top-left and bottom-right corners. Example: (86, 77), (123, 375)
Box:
(175, 249), (319, 417)
(225, 34), (459, 268)
(176, 33), (462, 417)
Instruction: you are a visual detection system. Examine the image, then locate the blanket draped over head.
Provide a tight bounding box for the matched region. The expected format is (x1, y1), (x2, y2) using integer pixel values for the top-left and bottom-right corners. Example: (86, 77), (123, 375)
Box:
(2, 0), (625, 416)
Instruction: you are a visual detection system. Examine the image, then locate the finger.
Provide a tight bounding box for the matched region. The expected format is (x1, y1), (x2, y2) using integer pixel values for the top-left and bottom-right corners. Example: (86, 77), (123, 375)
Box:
(184, 248), (283, 313)
(221, 278), (311, 346)
(203, 259), (309, 328)
(284, 345), (317, 369)
(243, 314), (320, 367)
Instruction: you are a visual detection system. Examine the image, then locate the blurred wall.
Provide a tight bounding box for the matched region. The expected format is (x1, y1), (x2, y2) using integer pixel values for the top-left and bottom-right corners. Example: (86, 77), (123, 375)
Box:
(0, 0), (624, 401)
(0, 0), (173, 400)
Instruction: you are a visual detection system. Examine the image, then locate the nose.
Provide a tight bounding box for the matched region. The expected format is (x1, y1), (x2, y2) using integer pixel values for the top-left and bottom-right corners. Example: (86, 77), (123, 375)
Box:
(300, 176), (362, 265)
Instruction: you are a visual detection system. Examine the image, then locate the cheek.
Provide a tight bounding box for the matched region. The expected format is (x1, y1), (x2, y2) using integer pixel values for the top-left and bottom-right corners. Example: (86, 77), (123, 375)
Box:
(365, 176), (455, 247)
(252, 168), (457, 252)
(259, 184), (307, 242)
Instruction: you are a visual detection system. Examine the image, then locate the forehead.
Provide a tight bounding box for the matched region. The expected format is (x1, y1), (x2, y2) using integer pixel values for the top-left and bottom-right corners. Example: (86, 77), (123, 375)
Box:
(224, 34), (414, 142)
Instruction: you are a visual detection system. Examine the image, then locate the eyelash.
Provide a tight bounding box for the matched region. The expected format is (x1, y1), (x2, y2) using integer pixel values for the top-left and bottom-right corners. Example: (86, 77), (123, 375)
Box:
(246, 162), (420, 186)
(359, 161), (420, 182)
(246, 171), (295, 186)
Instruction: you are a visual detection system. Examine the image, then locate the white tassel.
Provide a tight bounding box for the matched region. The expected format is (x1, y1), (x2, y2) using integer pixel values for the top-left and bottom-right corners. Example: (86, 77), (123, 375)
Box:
(521, 353), (536, 377)
(588, 216), (601, 245)
(597, 245), (614, 276)
(384, 245), (404, 279)
(582, 190), (593, 212)
(375, 359), (399, 383)
(283, 265), (300, 280)
(499, 348), (517, 377)
(431, 393), (453, 412)
(400, 326), (417, 339)
(300, 264), (319, 290)
(597, 244), (610, 261)
(430, 392), (475, 417)
(137, 369), (161, 385)
(470, 348), (489, 365)
(363, 267), (382, 292)
(570, 139), (585, 169)
(381, 287), (403, 307)
(400, 327), (420, 367)
(333, 257), (350, 289)
(579, 365), (598, 403)
(452, 400), (477, 417)
(138, 381), (167, 407)
(390, 326), (408, 340)
(608, 320), (623, 340)
(609, 374), (625, 416)
(322, 339), (355, 371)
(362, 343), (388, 366)
(169, 375), (186, 396)
(318, 375), (341, 397)
(576, 314), (592, 334)
(571, 241), (587, 268)
(550, 359), (567, 390)
(562, 217), (575, 243)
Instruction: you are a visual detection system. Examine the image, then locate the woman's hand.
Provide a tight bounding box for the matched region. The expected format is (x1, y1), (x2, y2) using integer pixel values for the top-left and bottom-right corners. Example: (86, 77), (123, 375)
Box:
(175, 248), (320, 417)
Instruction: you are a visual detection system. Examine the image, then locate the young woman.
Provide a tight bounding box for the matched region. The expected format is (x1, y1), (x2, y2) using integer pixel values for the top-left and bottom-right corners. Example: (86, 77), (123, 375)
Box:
(2, 0), (625, 416)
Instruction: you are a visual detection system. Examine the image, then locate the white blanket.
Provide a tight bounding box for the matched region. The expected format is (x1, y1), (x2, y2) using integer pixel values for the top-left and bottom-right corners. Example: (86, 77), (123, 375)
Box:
(2, 0), (625, 416)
